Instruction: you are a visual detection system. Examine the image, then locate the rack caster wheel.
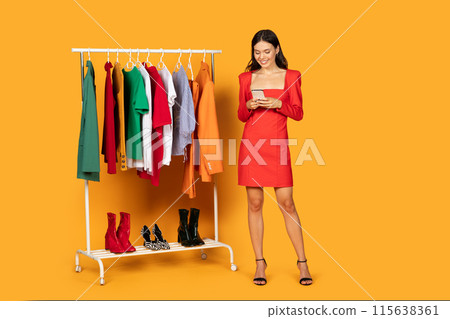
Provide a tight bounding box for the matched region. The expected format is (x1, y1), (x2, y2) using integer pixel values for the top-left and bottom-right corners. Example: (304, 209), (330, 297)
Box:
(100, 278), (105, 285)
(75, 265), (81, 272)
(201, 252), (207, 260)
(231, 264), (237, 271)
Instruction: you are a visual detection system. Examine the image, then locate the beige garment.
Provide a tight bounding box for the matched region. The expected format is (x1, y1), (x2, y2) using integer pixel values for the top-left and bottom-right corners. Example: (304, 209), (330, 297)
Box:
(112, 62), (127, 171)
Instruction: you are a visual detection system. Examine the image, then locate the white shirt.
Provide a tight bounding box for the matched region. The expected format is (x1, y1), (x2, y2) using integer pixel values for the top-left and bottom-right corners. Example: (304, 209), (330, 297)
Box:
(137, 65), (153, 172)
(158, 66), (177, 166)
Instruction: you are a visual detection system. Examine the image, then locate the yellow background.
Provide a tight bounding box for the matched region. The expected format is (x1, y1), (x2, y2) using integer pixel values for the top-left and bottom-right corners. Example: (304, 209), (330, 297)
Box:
(0, 0), (449, 300)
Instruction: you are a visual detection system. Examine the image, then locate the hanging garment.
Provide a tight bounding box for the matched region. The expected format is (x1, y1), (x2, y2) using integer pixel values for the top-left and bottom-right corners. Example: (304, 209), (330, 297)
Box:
(158, 66), (177, 166)
(101, 61), (117, 174)
(138, 65), (153, 173)
(237, 69), (303, 187)
(172, 65), (196, 156)
(112, 62), (127, 171)
(77, 60), (100, 181)
(181, 79), (200, 198)
(194, 61), (223, 182)
(122, 66), (149, 162)
(137, 65), (171, 186)
(125, 65), (152, 169)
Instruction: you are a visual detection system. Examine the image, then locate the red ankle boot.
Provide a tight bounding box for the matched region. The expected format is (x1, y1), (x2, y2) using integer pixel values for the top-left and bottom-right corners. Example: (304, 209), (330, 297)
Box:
(105, 213), (125, 253)
(116, 212), (136, 252)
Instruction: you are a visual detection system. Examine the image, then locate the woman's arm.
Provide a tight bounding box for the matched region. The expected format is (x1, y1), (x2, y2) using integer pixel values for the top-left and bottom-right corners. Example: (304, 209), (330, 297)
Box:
(275, 72), (304, 121)
(237, 74), (253, 122)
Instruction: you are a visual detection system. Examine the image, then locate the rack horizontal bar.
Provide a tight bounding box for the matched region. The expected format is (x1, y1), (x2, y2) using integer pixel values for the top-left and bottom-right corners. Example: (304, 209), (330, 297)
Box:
(72, 48), (222, 54)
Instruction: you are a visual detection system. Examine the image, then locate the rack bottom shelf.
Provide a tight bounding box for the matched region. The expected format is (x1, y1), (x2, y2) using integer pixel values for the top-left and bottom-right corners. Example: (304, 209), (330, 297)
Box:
(75, 238), (237, 285)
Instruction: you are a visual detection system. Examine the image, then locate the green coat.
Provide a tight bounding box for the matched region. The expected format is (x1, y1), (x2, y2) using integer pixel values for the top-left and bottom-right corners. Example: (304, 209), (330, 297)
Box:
(77, 60), (100, 181)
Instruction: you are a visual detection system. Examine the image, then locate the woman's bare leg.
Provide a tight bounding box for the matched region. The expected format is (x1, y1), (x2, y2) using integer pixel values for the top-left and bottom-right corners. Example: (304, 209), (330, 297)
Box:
(274, 186), (312, 284)
(246, 186), (267, 284)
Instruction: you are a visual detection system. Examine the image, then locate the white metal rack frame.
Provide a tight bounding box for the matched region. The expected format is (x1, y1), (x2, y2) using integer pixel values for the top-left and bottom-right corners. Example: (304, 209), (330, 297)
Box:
(72, 48), (236, 286)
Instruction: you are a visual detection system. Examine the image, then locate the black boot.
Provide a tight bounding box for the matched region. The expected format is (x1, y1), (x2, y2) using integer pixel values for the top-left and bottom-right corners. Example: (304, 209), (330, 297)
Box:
(177, 209), (193, 247)
(189, 208), (205, 246)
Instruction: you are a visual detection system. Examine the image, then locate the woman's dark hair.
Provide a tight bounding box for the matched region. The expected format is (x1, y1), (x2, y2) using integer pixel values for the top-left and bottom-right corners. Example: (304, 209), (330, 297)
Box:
(245, 29), (288, 72)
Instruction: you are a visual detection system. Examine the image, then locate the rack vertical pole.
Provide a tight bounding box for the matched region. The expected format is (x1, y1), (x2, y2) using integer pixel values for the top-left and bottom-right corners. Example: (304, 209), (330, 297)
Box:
(80, 51), (91, 254)
(211, 53), (219, 242)
(84, 180), (91, 253)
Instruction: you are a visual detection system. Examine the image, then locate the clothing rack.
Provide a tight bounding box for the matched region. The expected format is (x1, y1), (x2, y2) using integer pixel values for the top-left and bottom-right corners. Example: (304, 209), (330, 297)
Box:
(73, 47), (236, 285)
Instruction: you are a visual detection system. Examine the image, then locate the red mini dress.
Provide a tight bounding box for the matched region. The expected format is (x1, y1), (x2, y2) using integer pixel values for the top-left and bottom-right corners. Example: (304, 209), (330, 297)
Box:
(237, 69), (304, 187)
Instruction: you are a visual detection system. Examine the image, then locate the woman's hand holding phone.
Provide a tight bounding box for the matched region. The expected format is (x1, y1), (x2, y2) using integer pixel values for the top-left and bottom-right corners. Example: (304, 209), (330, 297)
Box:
(256, 97), (282, 109)
(249, 89), (281, 109)
(246, 99), (259, 110)
(247, 97), (281, 110)
(247, 89), (264, 110)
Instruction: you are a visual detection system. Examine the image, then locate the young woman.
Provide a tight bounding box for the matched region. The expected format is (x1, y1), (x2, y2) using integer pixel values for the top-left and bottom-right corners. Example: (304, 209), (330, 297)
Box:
(237, 29), (313, 286)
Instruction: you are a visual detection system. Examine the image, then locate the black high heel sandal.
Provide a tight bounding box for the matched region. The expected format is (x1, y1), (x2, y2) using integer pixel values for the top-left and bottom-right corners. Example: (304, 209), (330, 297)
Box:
(152, 224), (170, 250)
(141, 225), (160, 250)
(253, 258), (267, 286)
(297, 259), (313, 286)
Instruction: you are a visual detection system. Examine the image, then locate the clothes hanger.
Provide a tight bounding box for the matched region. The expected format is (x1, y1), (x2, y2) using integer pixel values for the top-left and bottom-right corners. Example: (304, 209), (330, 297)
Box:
(173, 48), (182, 73)
(88, 48), (91, 61)
(126, 48), (135, 69)
(116, 48), (119, 64)
(144, 48), (152, 67)
(135, 48), (142, 68)
(203, 49), (206, 62)
(157, 48), (166, 70)
(187, 48), (194, 81)
(107, 48), (110, 63)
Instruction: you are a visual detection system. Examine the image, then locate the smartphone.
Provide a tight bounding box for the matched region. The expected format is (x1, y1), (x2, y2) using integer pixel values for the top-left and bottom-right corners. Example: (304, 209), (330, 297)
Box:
(251, 89), (266, 100)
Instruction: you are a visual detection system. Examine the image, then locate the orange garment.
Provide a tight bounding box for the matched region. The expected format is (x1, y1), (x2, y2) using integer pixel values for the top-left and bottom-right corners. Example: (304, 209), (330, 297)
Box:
(181, 80), (199, 198)
(195, 61), (223, 182)
(112, 62), (127, 171)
